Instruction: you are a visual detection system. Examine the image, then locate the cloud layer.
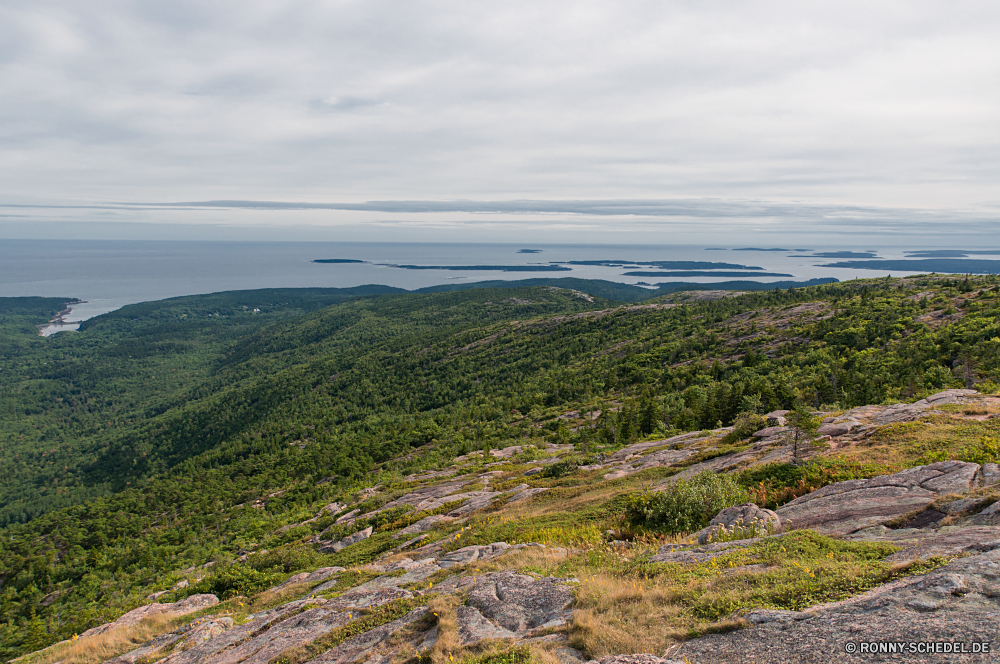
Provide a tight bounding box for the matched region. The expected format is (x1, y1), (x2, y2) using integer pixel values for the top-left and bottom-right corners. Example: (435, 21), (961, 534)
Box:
(1, 1), (999, 239)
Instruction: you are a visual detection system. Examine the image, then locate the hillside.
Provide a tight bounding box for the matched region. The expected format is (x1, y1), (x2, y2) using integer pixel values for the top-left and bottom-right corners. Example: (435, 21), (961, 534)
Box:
(1, 274), (999, 663)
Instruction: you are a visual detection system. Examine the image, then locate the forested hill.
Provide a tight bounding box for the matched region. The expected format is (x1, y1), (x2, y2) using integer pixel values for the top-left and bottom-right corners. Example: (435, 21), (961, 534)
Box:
(1, 275), (999, 657)
(0, 285), (610, 524)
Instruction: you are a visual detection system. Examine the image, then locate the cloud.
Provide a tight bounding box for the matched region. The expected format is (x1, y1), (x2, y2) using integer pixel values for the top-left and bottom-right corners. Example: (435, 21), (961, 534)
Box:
(311, 97), (388, 112)
(1, 0), (999, 242)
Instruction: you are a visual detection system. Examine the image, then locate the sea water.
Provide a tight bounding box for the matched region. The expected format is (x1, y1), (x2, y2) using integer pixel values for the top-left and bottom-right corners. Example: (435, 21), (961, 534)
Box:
(2, 239), (996, 328)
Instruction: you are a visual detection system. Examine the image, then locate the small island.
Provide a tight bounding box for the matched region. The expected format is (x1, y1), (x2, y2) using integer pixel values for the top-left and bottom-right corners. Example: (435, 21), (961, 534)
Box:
(904, 250), (1000, 258)
(732, 247), (792, 252)
(386, 264), (572, 272)
(517, 249), (543, 253)
(789, 251), (880, 259)
(558, 260), (765, 270)
(313, 259), (367, 264)
(622, 270), (794, 277)
(818, 258), (1000, 273)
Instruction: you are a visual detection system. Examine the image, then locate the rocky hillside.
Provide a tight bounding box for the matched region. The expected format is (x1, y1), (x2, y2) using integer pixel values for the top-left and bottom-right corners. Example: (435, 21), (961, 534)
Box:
(19, 388), (1000, 664)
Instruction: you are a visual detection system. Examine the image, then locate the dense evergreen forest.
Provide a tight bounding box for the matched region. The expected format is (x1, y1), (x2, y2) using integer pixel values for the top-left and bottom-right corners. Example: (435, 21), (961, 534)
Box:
(1, 275), (998, 657)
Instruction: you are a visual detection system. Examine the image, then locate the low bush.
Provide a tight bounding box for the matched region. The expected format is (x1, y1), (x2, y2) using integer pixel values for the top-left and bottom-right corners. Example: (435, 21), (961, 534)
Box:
(245, 544), (331, 573)
(542, 456), (582, 478)
(622, 471), (748, 534)
(196, 563), (284, 599)
(737, 458), (897, 510)
(722, 412), (768, 443)
(958, 436), (1000, 465)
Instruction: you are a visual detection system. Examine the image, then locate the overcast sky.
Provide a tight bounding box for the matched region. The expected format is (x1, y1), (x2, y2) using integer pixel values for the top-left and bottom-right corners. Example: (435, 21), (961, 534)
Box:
(2, 1), (999, 243)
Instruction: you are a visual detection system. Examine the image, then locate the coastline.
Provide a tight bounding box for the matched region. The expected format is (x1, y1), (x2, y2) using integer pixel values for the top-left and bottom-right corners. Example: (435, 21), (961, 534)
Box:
(38, 300), (86, 337)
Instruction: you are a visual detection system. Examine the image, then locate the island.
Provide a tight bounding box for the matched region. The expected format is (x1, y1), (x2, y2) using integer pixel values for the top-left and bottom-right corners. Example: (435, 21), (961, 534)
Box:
(313, 259), (367, 264)
(818, 258), (1000, 273)
(558, 260), (765, 270)
(788, 252), (880, 259)
(385, 264), (572, 272)
(622, 270), (794, 278)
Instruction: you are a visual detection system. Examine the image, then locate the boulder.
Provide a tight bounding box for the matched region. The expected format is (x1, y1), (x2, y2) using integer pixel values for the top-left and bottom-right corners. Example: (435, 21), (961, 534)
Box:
(776, 461), (983, 535)
(752, 426), (788, 439)
(696, 503), (782, 544)
(763, 410), (789, 427)
(319, 502), (345, 516)
(936, 496), (997, 515)
(524, 467), (544, 476)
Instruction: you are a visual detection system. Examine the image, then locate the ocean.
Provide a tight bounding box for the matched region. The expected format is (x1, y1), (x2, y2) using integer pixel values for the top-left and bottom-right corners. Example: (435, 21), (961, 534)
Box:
(2, 239), (996, 332)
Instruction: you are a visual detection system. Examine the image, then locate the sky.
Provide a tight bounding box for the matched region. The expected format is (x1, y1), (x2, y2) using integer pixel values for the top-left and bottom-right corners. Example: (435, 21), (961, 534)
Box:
(2, 0), (999, 244)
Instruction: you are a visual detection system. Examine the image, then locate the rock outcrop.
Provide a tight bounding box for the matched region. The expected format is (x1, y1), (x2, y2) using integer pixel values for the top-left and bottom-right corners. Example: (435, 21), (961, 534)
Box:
(776, 461), (986, 535)
(457, 572), (573, 645)
(672, 547), (1000, 663)
(81, 594), (219, 638)
(319, 526), (373, 553)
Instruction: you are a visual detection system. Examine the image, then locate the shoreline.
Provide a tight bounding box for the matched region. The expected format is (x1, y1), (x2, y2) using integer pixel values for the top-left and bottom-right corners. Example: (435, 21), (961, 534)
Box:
(38, 300), (87, 337)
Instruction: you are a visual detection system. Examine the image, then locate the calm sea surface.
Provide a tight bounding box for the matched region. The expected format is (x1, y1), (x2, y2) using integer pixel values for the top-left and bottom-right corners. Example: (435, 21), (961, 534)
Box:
(0, 239), (986, 325)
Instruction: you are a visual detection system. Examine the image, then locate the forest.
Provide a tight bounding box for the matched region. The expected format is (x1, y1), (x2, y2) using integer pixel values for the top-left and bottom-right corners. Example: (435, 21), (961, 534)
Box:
(0, 274), (998, 658)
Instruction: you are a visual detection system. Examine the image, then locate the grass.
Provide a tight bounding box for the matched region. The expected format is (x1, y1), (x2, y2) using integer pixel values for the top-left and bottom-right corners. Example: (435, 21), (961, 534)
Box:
(14, 613), (179, 664)
(465, 529), (952, 660)
(844, 415), (1000, 467)
(22, 398), (993, 664)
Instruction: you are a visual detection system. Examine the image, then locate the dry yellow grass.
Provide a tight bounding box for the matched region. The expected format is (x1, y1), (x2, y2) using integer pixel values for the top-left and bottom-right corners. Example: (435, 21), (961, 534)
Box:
(568, 573), (689, 658)
(426, 594), (462, 664)
(15, 613), (179, 664)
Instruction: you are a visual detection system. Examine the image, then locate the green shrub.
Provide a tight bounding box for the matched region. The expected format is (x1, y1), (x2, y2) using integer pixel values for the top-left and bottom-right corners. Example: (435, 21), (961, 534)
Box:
(737, 458), (897, 509)
(958, 436), (1000, 465)
(462, 646), (535, 664)
(352, 487), (409, 514)
(623, 471), (748, 534)
(542, 456), (581, 478)
(246, 544), (331, 573)
(365, 505), (415, 531)
(723, 412), (768, 443)
(197, 562), (284, 599)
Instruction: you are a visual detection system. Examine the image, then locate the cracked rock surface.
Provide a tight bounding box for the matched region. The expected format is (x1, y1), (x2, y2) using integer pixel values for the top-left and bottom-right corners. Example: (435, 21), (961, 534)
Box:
(672, 548), (1000, 663)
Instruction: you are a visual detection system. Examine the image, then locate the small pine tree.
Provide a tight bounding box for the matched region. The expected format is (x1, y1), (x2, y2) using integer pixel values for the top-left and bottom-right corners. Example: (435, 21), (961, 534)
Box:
(787, 404), (819, 466)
